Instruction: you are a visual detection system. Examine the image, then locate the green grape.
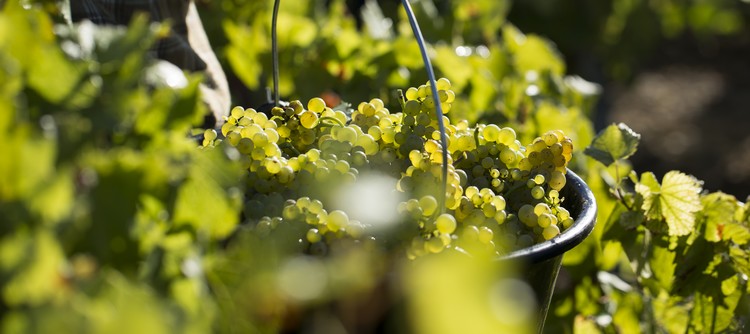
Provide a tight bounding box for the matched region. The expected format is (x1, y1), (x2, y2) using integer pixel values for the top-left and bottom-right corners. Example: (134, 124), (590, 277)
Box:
(237, 138), (254, 155)
(542, 225), (560, 240)
(436, 77), (451, 90)
(499, 147), (516, 166)
(230, 106), (244, 119)
(482, 124), (501, 142)
(300, 111), (319, 129)
(228, 133), (242, 147)
(537, 213), (555, 228)
(494, 210), (507, 224)
(549, 170), (566, 191)
(306, 228), (322, 243)
(327, 210), (349, 232)
(497, 127), (516, 145)
(419, 195), (439, 217)
(435, 214), (457, 234)
(534, 203), (551, 216)
(478, 226), (494, 244)
(308, 97), (326, 113)
(405, 87), (419, 100)
(204, 128), (218, 141)
(404, 100), (422, 116)
(518, 204), (537, 227)
(426, 237), (445, 253)
(481, 202), (496, 218)
(531, 186), (545, 199)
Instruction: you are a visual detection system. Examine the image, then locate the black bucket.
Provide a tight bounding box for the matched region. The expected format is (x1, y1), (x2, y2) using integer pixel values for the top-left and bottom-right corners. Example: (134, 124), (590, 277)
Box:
(497, 169), (597, 333)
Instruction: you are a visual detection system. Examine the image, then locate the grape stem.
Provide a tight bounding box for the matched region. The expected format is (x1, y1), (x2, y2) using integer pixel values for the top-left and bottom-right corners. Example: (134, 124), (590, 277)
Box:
(316, 116), (345, 128)
(401, 0), (448, 215)
(280, 142), (301, 156)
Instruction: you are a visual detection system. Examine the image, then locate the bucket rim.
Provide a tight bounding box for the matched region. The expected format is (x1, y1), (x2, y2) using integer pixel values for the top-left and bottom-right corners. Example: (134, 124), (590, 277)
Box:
(497, 169), (597, 264)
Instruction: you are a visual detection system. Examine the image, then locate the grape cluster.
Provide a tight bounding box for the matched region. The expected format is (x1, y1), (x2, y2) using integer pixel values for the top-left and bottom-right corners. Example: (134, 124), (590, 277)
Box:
(203, 78), (575, 258)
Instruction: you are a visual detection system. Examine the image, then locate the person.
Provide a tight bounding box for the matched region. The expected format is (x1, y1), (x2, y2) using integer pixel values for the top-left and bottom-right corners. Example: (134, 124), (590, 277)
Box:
(69, 0), (230, 128)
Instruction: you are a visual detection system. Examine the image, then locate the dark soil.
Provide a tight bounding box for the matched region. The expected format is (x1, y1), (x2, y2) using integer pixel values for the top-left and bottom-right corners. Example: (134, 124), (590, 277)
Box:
(604, 33), (750, 199)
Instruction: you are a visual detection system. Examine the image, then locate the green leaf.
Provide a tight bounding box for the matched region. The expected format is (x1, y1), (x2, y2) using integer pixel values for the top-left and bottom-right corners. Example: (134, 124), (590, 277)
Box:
(648, 236), (676, 290)
(172, 148), (243, 239)
(638, 171), (702, 236)
(660, 171), (702, 236)
(584, 123), (641, 167)
(700, 192), (740, 242)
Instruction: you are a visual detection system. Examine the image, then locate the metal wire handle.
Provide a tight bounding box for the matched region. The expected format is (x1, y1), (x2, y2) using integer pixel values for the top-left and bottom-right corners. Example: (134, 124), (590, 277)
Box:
(400, 0), (449, 214)
(270, 0), (449, 213)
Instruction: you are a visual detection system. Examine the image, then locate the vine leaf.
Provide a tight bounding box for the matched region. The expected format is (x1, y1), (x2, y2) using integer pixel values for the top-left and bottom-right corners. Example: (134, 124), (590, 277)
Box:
(700, 192), (740, 242)
(584, 123), (641, 166)
(637, 171), (702, 236)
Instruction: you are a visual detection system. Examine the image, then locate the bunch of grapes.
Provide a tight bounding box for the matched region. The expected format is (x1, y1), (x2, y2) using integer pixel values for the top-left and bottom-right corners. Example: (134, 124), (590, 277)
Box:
(202, 78), (575, 258)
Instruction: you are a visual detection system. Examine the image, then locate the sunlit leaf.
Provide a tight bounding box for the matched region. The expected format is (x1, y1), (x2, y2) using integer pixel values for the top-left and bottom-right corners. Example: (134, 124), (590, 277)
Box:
(660, 171), (702, 236)
(584, 123), (641, 167)
(700, 192), (740, 242)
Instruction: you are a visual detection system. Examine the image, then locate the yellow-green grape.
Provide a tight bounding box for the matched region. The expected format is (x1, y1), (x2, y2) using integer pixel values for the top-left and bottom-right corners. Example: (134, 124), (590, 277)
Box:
(404, 99), (420, 115)
(518, 204), (537, 227)
(531, 186), (545, 199)
(204, 129), (218, 141)
(226, 131), (241, 146)
(549, 170), (566, 191)
(419, 195), (439, 217)
(533, 174), (545, 185)
(482, 124), (501, 142)
(278, 166), (294, 183)
(426, 237), (445, 253)
(436, 77), (451, 90)
(221, 122), (234, 136)
(237, 138), (254, 155)
(494, 210), (507, 224)
(542, 225), (560, 240)
(497, 127), (516, 145)
(478, 226), (494, 244)
(405, 87), (419, 100)
(308, 97), (326, 113)
(417, 85), (428, 99)
(335, 126), (358, 143)
(370, 98), (384, 110)
(334, 160), (350, 174)
(300, 111), (319, 129)
(537, 213), (556, 228)
(265, 158), (282, 174)
(327, 210), (349, 232)
(435, 213), (457, 234)
(277, 126), (291, 138)
(499, 147), (516, 165)
(481, 202), (496, 218)
(230, 106), (244, 119)
(542, 132), (558, 146)
(306, 228), (322, 243)
(534, 203), (551, 216)
(252, 132), (269, 147)
(361, 102), (377, 117)
(462, 225), (480, 242)
(556, 207), (571, 221)
(562, 218), (574, 229)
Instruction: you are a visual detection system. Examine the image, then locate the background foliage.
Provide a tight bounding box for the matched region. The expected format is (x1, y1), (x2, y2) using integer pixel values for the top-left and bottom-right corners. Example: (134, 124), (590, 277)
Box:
(1, 0), (749, 333)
